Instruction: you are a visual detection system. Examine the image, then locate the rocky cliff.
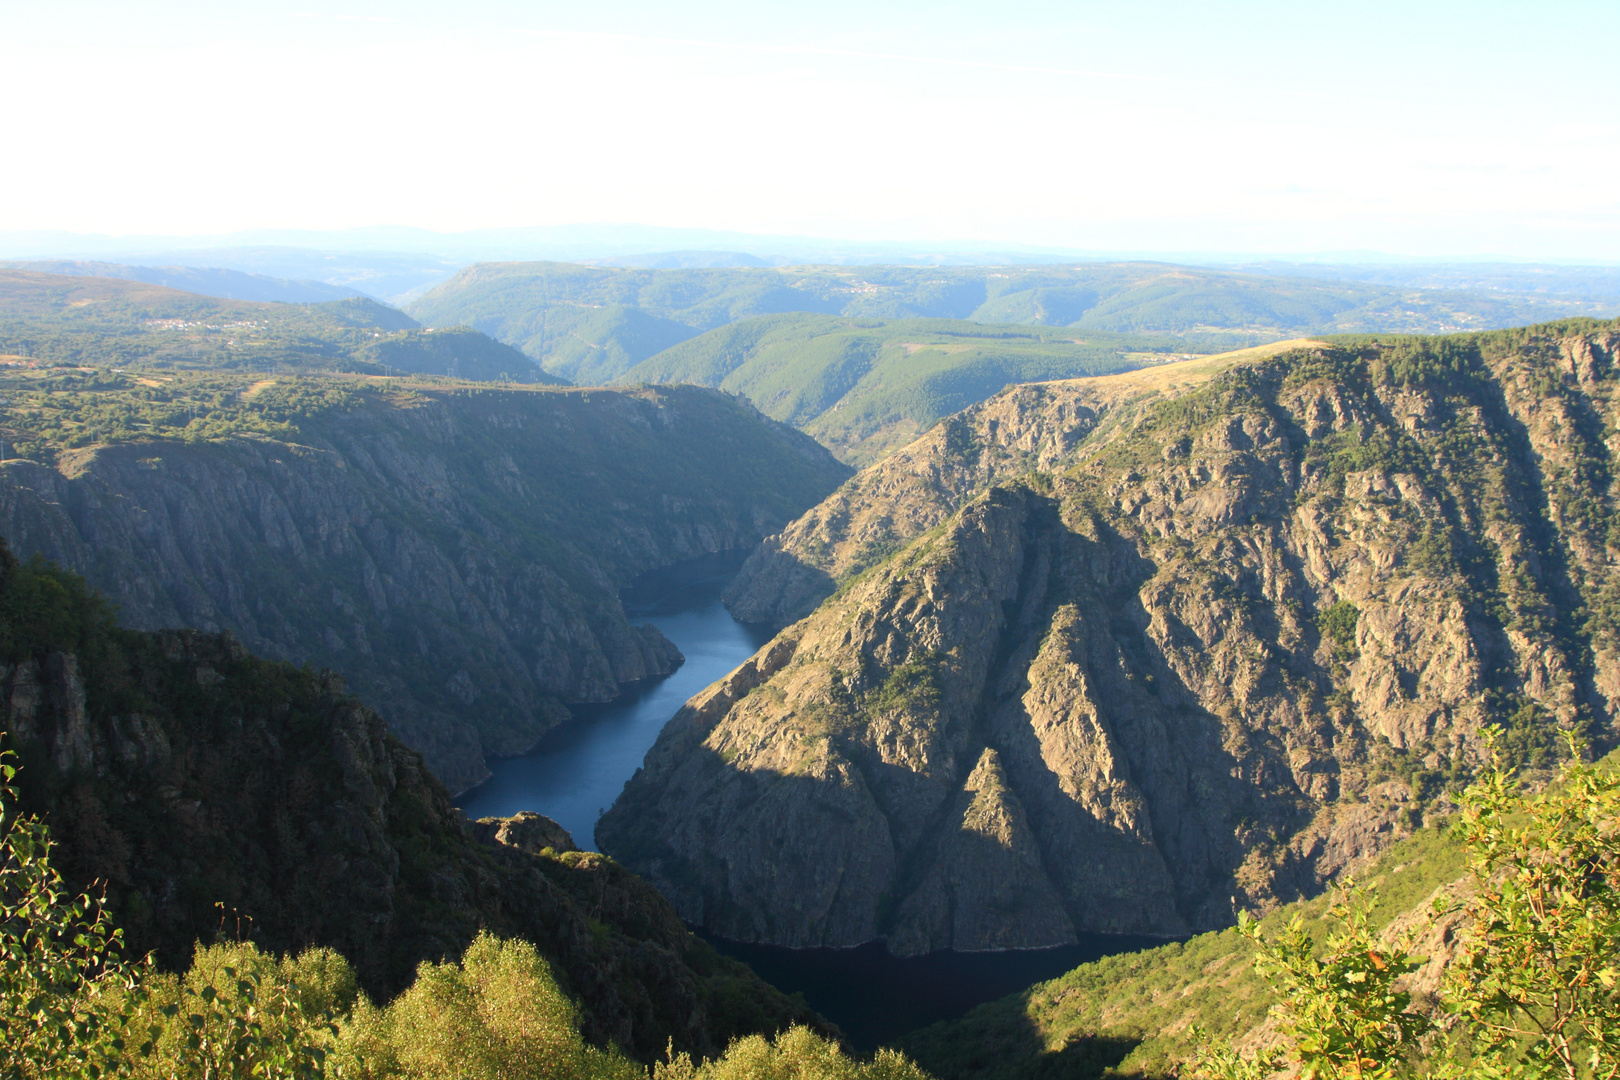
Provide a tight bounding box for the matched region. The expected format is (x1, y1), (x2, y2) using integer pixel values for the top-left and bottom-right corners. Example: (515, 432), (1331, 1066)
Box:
(0, 380), (849, 790)
(0, 541), (824, 1060)
(601, 319), (1620, 951)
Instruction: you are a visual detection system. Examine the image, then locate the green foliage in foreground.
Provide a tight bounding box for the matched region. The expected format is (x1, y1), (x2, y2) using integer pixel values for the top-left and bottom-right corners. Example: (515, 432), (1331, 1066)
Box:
(1194, 734), (1620, 1080)
(656, 1025), (932, 1080)
(0, 748), (931, 1078)
(0, 745), (140, 1078)
(1204, 891), (1429, 1080)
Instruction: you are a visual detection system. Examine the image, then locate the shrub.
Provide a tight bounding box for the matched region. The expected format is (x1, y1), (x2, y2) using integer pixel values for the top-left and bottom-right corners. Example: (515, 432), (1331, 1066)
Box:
(657, 1024), (934, 1080)
(124, 940), (352, 1079)
(0, 745), (137, 1079)
(1194, 731), (1620, 1080)
(1317, 600), (1360, 660)
(347, 931), (641, 1080)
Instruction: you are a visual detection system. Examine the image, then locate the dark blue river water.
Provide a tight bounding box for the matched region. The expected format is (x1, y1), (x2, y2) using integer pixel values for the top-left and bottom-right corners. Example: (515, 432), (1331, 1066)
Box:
(457, 550), (1160, 1050)
(457, 550), (770, 848)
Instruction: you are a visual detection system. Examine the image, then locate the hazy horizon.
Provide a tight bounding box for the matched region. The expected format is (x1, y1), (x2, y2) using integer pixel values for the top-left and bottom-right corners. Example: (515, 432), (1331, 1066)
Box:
(3, 1), (1616, 263)
(5, 223), (1620, 271)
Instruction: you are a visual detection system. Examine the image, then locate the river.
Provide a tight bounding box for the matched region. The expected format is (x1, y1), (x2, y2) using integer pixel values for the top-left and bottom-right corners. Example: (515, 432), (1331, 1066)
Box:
(457, 549), (770, 848)
(457, 550), (1158, 1052)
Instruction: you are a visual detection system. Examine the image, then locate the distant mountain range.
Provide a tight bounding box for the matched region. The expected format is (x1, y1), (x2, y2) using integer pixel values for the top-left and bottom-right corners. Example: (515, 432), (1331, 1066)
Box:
(7, 225), (1620, 308)
(0, 259), (366, 304)
(407, 261), (1618, 377)
(402, 260), (1620, 462)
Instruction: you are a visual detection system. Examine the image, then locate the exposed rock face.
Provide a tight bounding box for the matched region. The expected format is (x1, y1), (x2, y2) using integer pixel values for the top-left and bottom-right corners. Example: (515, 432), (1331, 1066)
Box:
(472, 811), (579, 854)
(723, 382), (1112, 626)
(1, 542), (824, 1060)
(0, 383), (849, 790)
(602, 321), (1620, 951)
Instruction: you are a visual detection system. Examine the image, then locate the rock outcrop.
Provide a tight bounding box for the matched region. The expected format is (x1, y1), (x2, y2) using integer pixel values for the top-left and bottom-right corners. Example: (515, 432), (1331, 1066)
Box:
(602, 321), (1620, 951)
(0, 382), (849, 790)
(472, 811), (580, 854)
(0, 541), (824, 1061)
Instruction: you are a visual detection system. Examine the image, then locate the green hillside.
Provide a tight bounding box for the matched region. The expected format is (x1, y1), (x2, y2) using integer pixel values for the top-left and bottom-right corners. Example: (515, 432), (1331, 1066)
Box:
(617, 314), (1199, 463)
(0, 269), (543, 382)
(406, 261), (1609, 385)
(540, 304), (709, 383)
(358, 326), (563, 383)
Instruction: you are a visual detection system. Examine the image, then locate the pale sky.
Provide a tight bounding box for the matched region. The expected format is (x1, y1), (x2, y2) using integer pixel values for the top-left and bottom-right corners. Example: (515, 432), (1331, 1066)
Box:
(3, 0), (1618, 260)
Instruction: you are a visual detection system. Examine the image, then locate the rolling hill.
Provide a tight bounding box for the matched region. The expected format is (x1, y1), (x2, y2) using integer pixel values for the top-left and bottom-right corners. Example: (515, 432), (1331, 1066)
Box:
(0, 269), (550, 381)
(358, 326), (568, 383)
(406, 261), (1610, 385)
(0, 258), (368, 303)
(617, 314), (1208, 463)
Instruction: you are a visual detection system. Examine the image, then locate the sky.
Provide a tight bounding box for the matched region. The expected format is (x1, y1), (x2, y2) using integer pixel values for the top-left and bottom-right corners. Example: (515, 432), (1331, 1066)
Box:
(2, 0), (1618, 260)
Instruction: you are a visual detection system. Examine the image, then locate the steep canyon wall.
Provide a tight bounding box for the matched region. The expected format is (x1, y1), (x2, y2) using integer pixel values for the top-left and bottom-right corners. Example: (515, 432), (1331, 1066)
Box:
(602, 320), (1620, 950)
(0, 383), (849, 790)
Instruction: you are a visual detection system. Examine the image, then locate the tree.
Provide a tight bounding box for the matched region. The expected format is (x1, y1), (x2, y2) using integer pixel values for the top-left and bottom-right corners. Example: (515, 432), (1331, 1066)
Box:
(1443, 732), (1620, 1079)
(655, 1024), (933, 1080)
(1192, 888), (1427, 1080)
(1193, 731), (1620, 1079)
(0, 745), (138, 1079)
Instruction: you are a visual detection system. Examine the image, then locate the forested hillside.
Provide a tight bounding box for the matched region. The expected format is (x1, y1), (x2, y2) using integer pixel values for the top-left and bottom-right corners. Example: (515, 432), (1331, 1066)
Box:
(0, 539), (825, 1060)
(358, 326), (567, 383)
(617, 314), (1201, 463)
(0, 373), (849, 790)
(601, 319), (1620, 958)
(406, 260), (1604, 383)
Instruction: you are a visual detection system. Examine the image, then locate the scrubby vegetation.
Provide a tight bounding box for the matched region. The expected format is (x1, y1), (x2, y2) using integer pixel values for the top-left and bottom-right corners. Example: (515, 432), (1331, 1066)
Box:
(0, 367), (373, 460)
(0, 361), (561, 464)
(899, 826), (1467, 1079)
